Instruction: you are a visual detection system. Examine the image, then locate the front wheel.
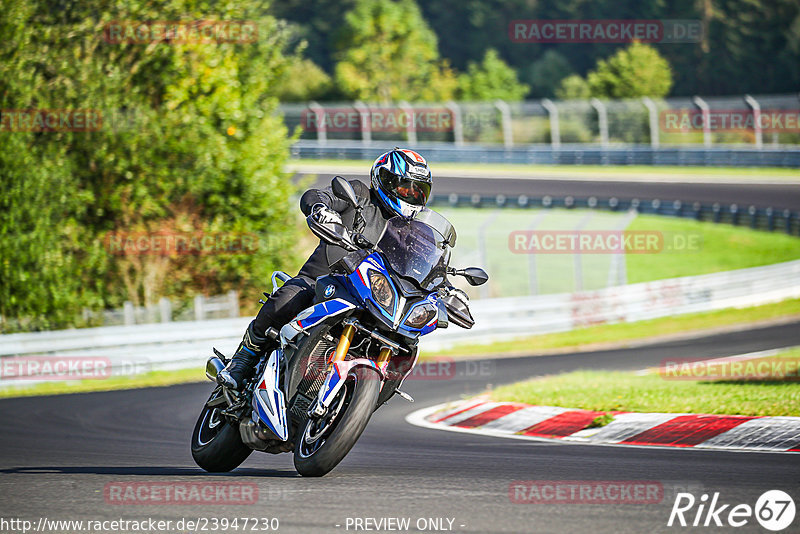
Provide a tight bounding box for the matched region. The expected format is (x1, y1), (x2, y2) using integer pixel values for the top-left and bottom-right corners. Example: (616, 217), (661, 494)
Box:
(293, 367), (380, 477)
(191, 387), (252, 472)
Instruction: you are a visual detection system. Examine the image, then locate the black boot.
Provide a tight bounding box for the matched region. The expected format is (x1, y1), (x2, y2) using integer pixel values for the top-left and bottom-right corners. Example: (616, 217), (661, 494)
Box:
(217, 321), (269, 390)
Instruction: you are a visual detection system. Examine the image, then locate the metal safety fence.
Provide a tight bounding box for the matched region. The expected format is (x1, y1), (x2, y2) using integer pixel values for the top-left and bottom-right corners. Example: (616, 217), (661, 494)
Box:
(281, 94), (800, 148)
(281, 94), (800, 167)
(1, 259), (798, 383)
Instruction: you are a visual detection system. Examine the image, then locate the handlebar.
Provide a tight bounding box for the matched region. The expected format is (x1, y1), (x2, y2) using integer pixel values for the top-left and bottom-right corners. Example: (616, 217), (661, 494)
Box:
(306, 214), (371, 252)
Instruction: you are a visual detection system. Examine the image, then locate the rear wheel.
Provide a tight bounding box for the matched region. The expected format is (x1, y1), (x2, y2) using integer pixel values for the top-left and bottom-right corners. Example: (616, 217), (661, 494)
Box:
(191, 387), (252, 472)
(293, 367), (380, 477)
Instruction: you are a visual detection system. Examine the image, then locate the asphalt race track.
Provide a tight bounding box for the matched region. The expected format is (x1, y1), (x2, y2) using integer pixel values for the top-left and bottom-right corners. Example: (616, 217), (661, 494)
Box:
(2, 321), (799, 534)
(298, 172), (800, 211)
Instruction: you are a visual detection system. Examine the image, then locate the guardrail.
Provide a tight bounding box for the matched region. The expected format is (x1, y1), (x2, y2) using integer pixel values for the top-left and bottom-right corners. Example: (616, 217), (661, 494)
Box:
(1, 260), (799, 384)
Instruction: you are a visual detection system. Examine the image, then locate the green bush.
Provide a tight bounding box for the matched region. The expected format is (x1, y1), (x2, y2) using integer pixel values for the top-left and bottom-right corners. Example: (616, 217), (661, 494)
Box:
(0, 0), (301, 332)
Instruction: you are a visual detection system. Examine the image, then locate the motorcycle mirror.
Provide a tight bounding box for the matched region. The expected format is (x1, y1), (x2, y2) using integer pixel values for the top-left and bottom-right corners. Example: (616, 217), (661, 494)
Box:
(331, 176), (359, 209)
(457, 267), (489, 286)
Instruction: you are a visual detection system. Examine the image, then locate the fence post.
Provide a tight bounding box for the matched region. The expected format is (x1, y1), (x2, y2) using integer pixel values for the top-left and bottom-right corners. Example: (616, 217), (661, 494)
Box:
(541, 99), (560, 149)
(477, 211), (501, 299)
(692, 96), (712, 147)
(399, 100), (417, 145)
(308, 101), (326, 145)
(354, 101), (371, 144)
(743, 94), (763, 149)
(572, 213), (595, 291)
(609, 210), (637, 287)
(159, 298), (172, 323)
(445, 101), (463, 146)
(494, 99), (513, 148)
(642, 97), (660, 148)
(194, 295), (204, 321)
(227, 290), (239, 318)
(526, 211), (549, 295)
(123, 301), (135, 326)
(590, 98), (609, 147)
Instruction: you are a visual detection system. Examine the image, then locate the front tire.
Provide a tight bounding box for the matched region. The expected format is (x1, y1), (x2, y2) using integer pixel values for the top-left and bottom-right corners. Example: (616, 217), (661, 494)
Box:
(293, 367), (380, 477)
(191, 387), (252, 472)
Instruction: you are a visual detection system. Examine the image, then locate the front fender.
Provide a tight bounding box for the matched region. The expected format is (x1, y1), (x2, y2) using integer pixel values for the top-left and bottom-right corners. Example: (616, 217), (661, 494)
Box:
(310, 358), (383, 416)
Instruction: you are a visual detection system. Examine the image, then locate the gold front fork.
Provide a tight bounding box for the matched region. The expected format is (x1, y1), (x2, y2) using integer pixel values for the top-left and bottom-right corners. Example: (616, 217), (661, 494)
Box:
(330, 324), (356, 364)
(330, 324), (393, 372)
(376, 347), (392, 371)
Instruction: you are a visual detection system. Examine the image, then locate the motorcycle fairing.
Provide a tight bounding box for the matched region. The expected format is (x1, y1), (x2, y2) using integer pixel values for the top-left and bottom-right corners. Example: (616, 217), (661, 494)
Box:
(252, 349), (289, 441)
(350, 254), (395, 317)
(345, 252), (437, 337)
(293, 298), (356, 332)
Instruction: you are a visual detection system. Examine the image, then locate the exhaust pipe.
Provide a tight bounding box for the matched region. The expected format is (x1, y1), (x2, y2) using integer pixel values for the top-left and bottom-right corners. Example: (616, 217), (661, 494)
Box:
(205, 356), (226, 382)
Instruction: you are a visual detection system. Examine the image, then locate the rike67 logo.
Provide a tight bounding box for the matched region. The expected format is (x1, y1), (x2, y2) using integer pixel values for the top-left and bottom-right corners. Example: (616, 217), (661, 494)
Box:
(668, 490), (795, 531)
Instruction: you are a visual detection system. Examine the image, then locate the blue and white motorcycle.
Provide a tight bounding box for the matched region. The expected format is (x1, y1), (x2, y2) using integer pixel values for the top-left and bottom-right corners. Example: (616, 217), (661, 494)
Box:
(191, 178), (487, 477)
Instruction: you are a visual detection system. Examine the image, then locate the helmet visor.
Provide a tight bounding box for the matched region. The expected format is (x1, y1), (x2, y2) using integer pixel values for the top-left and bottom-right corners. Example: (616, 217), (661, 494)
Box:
(394, 179), (431, 206)
(379, 167), (431, 206)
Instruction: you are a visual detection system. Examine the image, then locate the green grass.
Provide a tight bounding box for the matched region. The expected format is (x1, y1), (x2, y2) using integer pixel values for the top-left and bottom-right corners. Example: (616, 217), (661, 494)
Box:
(0, 367), (207, 399)
(625, 216), (800, 283)
(289, 159), (800, 179)
(427, 297), (800, 358)
(440, 207), (636, 296)
(421, 207), (800, 299)
(490, 348), (800, 417)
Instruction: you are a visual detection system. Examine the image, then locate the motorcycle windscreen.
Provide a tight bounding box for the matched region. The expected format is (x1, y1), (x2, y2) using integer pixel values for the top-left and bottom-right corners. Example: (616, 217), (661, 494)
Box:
(414, 208), (457, 247)
(376, 217), (450, 291)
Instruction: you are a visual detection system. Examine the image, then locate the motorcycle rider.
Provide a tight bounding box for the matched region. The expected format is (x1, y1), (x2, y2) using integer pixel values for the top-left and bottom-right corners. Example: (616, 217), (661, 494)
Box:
(217, 148), (460, 390)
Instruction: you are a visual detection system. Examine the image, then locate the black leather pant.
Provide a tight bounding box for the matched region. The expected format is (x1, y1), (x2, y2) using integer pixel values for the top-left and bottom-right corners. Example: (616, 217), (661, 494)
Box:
(251, 275), (316, 338)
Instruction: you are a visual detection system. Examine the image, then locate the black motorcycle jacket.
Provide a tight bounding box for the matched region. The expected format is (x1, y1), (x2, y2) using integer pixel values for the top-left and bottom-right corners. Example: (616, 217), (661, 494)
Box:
(298, 178), (394, 280)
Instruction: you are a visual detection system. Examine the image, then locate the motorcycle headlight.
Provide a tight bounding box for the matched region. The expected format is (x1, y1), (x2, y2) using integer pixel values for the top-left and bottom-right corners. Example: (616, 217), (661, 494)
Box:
(368, 270), (394, 313)
(404, 303), (437, 329)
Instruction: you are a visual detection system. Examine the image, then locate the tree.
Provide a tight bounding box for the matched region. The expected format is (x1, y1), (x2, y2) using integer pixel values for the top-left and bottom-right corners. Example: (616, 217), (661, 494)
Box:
(273, 57), (332, 102)
(333, 0), (457, 102)
(274, 0), (800, 98)
(525, 49), (574, 98)
(555, 75), (591, 100)
(0, 0), (301, 331)
(457, 49), (530, 101)
(586, 42), (673, 99)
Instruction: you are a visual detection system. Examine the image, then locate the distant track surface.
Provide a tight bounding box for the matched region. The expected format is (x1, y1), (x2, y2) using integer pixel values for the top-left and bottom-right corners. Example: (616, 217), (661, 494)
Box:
(2, 321), (799, 533)
(296, 172), (800, 211)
